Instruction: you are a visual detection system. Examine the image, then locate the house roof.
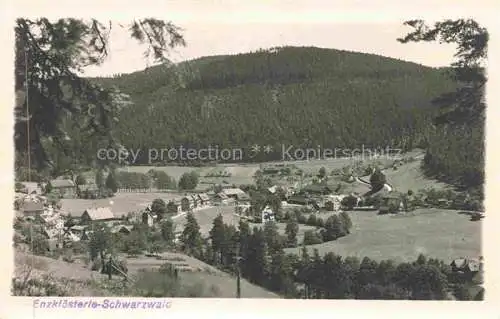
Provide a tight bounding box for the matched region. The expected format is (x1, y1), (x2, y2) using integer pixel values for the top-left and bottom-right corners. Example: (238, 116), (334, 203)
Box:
(70, 225), (87, 231)
(20, 201), (44, 212)
(215, 192), (230, 200)
(198, 193), (210, 200)
(303, 184), (332, 194)
(222, 188), (245, 196)
(83, 207), (115, 220)
(236, 193), (251, 201)
(451, 257), (482, 272)
(51, 179), (75, 188)
(268, 185), (278, 194)
(182, 196), (195, 203)
(110, 225), (134, 234)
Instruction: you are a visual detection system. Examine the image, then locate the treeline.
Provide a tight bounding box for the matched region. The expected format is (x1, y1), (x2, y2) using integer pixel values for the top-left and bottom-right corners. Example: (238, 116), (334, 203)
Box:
(111, 170), (197, 191)
(178, 212), (482, 300)
(423, 123), (484, 189)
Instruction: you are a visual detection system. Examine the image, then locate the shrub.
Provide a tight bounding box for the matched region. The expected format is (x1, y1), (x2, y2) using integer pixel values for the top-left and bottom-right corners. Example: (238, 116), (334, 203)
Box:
(12, 273), (71, 296)
(91, 258), (103, 271)
(303, 230), (323, 245)
(297, 214), (307, 224)
(365, 195), (383, 207)
(341, 195), (358, 210)
(315, 218), (325, 228)
(306, 214), (317, 226)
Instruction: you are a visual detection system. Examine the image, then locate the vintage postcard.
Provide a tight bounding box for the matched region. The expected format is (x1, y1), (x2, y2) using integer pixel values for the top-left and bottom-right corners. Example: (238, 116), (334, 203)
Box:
(1, 1), (499, 318)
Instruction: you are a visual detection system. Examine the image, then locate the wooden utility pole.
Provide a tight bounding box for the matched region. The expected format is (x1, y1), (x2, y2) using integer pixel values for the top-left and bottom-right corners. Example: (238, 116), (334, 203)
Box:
(235, 255), (243, 298)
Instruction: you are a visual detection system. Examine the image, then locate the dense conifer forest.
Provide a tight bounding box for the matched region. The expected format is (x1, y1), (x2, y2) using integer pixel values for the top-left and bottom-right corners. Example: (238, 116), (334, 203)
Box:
(90, 46), (482, 189)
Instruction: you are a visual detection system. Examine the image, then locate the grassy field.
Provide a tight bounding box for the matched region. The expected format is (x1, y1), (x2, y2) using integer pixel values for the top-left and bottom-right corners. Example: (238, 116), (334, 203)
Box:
(14, 249), (279, 298)
(60, 192), (185, 217)
(123, 251), (279, 298)
(284, 208), (481, 263)
(173, 205), (316, 242)
(383, 161), (449, 193)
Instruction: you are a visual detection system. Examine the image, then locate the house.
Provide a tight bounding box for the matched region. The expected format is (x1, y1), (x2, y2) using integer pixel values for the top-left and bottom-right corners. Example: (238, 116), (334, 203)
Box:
(221, 188), (247, 199)
(168, 200), (183, 214)
(79, 183), (100, 198)
(190, 194), (200, 207)
(20, 201), (44, 217)
(287, 194), (312, 206)
(213, 192), (234, 205)
(261, 206), (276, 223)
(68, 225), (88, 238)
(63, 228), (81, 242)
(197, 193), (211, 207)
(378, 192), (404, 214)
(51, 179), (77, 198)
(110, 225), (134, 235)
(80, 207), (116, 224)
(302, 184), (333, 196)
(324, 195), (347, 211)
(20, 182), (43, 195)
(451, 257), (483, 273)
(141, 211), (155, 227)
(180, 196), (195, 212)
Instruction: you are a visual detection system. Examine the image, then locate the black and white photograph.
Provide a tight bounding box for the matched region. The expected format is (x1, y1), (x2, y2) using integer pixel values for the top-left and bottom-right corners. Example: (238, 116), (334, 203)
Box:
(8, 2), (492, 305)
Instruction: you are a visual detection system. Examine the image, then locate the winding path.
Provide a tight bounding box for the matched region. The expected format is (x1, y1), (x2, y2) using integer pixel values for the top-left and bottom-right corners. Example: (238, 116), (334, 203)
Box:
(355, 176), (394, 193)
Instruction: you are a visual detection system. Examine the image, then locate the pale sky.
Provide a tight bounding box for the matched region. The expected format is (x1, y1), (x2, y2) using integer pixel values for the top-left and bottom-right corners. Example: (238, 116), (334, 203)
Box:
(83, 21), (458, 77)
(7, 0), (494, 77)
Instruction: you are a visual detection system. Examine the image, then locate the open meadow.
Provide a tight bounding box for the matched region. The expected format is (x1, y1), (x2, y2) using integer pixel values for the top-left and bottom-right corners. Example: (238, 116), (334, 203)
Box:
(284, 208), (481, 263)
(60, 192), (185, 217)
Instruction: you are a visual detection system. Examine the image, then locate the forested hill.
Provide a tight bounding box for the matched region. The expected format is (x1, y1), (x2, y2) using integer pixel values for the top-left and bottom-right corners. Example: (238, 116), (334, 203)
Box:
(91, 46), (456, 164)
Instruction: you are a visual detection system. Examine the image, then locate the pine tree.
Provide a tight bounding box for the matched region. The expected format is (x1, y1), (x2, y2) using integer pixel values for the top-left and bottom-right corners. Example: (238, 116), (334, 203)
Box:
(180, 212), (202, 258)
(285, 218), (299, 247)
(209, 214), (226, 264)
(95, 169), (105, 190)
(105, 170), (118, 193)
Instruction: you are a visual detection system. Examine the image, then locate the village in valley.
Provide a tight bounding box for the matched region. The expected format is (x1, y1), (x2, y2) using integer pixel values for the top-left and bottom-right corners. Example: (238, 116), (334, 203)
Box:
(13, 150), (484, 298)
(12, 17), (486, 300)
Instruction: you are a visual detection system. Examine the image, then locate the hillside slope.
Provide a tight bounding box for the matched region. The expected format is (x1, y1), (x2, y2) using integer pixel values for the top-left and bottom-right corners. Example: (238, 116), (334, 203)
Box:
(91, 46), (456, 164)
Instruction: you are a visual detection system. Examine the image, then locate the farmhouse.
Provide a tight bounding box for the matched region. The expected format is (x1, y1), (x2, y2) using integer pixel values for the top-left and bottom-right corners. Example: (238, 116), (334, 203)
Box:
(197, 193), (211, 207)
(19, 182), (43, 195)
(221, 188), (248, 200)
(20, 201), (44, 217)
(51, 179), (77, 198)
(213, 192), (233, 205)
(80, 207), (116, 224)
(378, 192), (405, 214)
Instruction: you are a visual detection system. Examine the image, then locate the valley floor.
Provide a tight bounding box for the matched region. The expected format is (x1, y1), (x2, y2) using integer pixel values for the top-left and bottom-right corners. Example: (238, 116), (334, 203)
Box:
(284, 208), (481, 263)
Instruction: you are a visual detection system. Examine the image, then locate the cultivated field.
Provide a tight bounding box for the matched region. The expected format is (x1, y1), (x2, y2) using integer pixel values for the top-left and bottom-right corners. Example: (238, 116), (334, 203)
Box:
(284, 208), (481, 263)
